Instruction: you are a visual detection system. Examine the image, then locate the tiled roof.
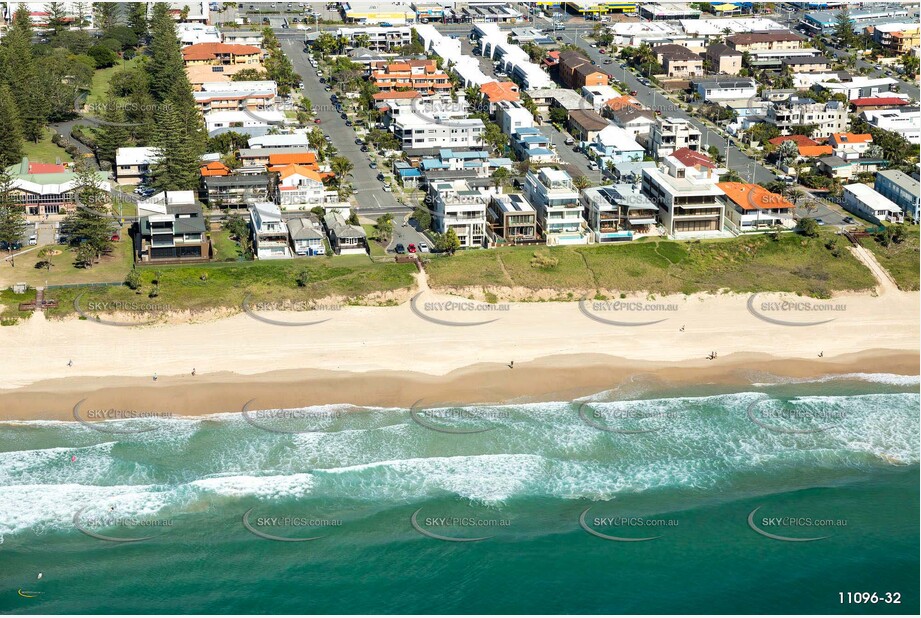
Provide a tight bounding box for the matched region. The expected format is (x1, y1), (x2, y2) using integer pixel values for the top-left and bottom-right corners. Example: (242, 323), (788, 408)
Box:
(182, 43), (261, 61)
(798, 145), (833, 157)
(717, 182), (794, 211)
(672, 147), (715, 169)
(768, 135), (818, 147)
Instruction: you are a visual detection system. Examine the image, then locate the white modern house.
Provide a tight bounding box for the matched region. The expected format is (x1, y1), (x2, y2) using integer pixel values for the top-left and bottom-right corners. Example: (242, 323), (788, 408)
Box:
(861, 107), (921, 145)
(275, 165), (340, 209)
(428, 179), (491, 249)
(389, 99), (485, 151)
(587, 125), (645, 166)
(249, 202), (292, 259)
(642, 155), (727, 238)
(523, 168), (589, 245)
(649, 117), (702, 159)
(692, 77), (757, 102)
(205, 110), (286, 137)
(495, 100), (534, 137)
(843, 183), (904, 224)
(248, 133), (312, 150)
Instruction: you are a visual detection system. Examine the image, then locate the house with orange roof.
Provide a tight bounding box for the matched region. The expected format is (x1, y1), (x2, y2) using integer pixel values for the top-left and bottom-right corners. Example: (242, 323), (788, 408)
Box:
(181, 43), (262, 66)
(200, 161), (231, 177)
(370, 59), (451, 96)
(267, 152), (319, 174)
(828, 133), (873, 161)
(604, 95), (642, 113)
(768, 135), (818, 148)
(717, 181), (795, 233)
(276, 164), (342, 209)
(479, 81), (520, 113)
(797, 144), (833, 158)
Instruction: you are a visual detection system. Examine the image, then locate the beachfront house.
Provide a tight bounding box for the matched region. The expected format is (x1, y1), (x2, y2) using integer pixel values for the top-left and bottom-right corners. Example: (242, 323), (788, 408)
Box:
(249, 202), (292, 259)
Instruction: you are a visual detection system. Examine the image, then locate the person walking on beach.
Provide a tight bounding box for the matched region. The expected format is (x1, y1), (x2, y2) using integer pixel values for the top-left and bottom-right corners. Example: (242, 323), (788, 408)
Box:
(191, 368), (196, 376)
(67, 359), (72, 367)
(507, 360), (514, 369)
(153, 373), (158, 382)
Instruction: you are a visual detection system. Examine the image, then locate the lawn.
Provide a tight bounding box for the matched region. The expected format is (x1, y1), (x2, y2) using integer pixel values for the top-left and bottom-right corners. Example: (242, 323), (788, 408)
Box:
(361, 224), (389, 257)
(426, 231), (878, 299)
(21, 128), (73, 164)
(85, 55), (143, 109)
(211, 229), (248, 262)
(0, 230), (134, 289)
(41, 255), (417, 321)
(859, 226), (920, 291)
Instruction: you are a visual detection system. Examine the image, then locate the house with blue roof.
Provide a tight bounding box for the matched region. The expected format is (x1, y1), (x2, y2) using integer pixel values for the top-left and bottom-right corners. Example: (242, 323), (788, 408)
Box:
(511, 128), (557, 164)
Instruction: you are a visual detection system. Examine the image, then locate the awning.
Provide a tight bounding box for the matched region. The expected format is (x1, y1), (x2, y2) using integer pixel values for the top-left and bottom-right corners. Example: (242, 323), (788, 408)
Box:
(629, 218), (657, 225)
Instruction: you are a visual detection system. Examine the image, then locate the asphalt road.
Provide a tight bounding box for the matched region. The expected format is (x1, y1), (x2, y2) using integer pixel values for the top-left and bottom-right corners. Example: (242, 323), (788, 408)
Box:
(280, 37), (405, 215)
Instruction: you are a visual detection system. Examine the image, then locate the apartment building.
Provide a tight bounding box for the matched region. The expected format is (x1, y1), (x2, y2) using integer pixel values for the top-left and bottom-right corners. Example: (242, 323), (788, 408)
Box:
(334, 26), (413, 52)
(523, 168), (589, 245)
(370, 60), (451, 96)
(222, 30), (264, 47)
(428, 179), (489, 249)
(642, 156), (725, 237)
(869, 23), (920, 55)
(692, 77), (757, 102)
(648, 117), (702, 159)
(389, 99), (485, 152)
(181, 43), (262, 66)
(581, 184), (659, 242)
(765, 97), (848, 138)
(193, 81), (277, 114)
(726, 32), (803, 53)
(875, 170), (920, 220)
(655, 44), (704, 79)
(704, 43), (743, 75)
(559, 51), (608, 90)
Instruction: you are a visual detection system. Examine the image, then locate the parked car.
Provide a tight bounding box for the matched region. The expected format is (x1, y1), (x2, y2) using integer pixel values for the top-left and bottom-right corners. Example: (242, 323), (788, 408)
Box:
(360, 145), (369, 152)
(604, 59), (612, 64)
(407, 243), (416, 253)
(815, 218), (825, 226)
(843, 216), (855, 224)
(564, 136), (574, 145)
(345, 120), (352, 127)
(418, 241), (429, 253)
(377, 172), (385, 181)
(340, 112), (347, 120)
(395, 243), (406, 254)
(28, 234), (37, 246)
(369, 161), (377, 169)
(382, 184), (392, 192)
(314, 118), (321, 124)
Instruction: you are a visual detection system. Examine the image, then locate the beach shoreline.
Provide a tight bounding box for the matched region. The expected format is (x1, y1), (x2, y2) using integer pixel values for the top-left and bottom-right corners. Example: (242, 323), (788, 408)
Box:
(2, 350), (917, 421)
(2, 286), (918, 421)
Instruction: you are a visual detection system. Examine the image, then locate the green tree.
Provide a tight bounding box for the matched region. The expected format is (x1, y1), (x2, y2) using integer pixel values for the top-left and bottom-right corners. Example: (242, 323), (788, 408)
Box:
(45, 2), (69, 36)
(0, 167), (27, 262)
(491, 166), (511, 190)
(798, 217), (819, 238)
(150, 102), (202, 191)
(436, 228), (461, 254)
(374, 213), (394, 244)
(37, 246), (56, 271)
(833, 8), (855, 48)
(573, 175), (591, 191)
(94, 101), (131, 164)
(549, 107), (569, 125)
(94, 2), (121, 33)
(330, 156), (354, 188)
(127, 2), (149, 39)
(0, 83), (24, 167)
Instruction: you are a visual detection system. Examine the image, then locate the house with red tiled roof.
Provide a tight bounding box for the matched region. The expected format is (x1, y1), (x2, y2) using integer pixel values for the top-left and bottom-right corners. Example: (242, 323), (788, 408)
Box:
(718, 181), (795, 233)
(182, 43), (262, 66)
(849, 97), (911, 111)
(798, 145), (833, 158)
(768, 135), (818, 148)
(672, 147), (715, 170)
(276, 164), (341, 208)
(479, 80), (520, 107)
(604, 95), (642, 113)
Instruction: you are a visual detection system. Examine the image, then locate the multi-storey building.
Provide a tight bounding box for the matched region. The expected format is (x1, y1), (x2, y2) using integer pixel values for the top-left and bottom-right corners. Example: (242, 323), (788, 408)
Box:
(370, 60), (451, 96)
(765, 97), (848, 138)
(875, 170), (920, 220)
(726, 32), (803, 53)
(648, 117), (702, 159)
(523, 168), (589, 245)
(135, 192), (209, 263)
(581, 184), (659, 242)
(427, 179), (489, 249)
(642, 155), (725, 237)
(249, 202), (292, 259)
(181, 43), (262, 66)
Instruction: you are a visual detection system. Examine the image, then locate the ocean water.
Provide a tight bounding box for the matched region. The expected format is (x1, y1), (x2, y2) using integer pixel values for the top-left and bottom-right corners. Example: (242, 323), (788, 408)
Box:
(1, 374), (918, 614)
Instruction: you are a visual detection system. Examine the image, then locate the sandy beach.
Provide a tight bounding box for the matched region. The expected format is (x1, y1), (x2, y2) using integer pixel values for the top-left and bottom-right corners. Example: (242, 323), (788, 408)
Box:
(1, 279), (918, 420)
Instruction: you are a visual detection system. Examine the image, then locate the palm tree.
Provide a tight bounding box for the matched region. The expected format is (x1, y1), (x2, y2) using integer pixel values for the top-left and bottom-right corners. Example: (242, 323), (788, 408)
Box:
(330, 156), (354, 188)
(308, 127), (326, 160)
(573, 175), (591, 191)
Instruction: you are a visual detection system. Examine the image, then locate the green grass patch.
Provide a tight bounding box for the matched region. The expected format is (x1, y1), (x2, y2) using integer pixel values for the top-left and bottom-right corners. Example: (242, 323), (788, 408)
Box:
(85, 56), (143, 108)
(426, 232), (877, 298)
(43, 256), (417, 320)
(0, 232), (134, 290)
(21, 128), (73, 164)
(210, 229), (248, 262)
(859, 226), (920, 291)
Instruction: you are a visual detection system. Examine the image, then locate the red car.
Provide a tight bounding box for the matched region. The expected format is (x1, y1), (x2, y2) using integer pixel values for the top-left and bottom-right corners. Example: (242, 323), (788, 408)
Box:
(314, 118), (322, 124)
(407, 243), (416, 253)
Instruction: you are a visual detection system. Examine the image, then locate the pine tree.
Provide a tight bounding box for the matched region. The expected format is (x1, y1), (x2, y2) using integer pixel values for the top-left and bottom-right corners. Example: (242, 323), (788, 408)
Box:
(45, 2), (69, 36)
(95, 102), (131, 164)
(0, 168), (28, 260)
(150, 102), (201, 191)
(20, 89), (51, 144)
(0, 83), (24, 168)
(0, 7), (36, 109)
(147, 3), (185, 101)
(127, 3), (149, 39)
(93, 2), (121, 33)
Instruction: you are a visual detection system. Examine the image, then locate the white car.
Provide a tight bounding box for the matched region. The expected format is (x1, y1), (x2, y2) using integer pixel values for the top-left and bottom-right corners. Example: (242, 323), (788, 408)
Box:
(418, 241), (429, 253)
(382, 184), (392, 192)
(28, 235), (37, 246)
